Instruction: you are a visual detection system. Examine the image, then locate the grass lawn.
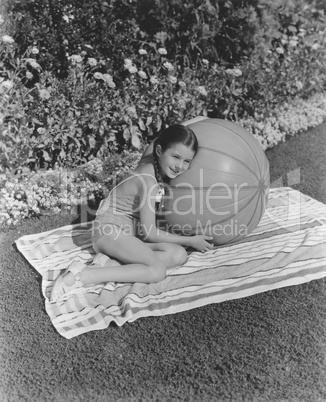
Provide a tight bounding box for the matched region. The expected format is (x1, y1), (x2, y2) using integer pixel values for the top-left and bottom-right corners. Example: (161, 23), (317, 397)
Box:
(1, 122), (326, 401)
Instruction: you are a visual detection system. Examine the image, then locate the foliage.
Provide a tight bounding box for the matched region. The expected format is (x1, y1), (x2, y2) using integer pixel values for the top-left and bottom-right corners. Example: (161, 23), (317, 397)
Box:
(0, 39), (208, 173)
(2, 0), (262, 74)
(0, 0), (326, 174)
(2, 91), (326, 228)
(0, 149), (142, 227)
(238, 92), (326, 149)
(3, 0), (326, 74)
(2, 0), (139, 78)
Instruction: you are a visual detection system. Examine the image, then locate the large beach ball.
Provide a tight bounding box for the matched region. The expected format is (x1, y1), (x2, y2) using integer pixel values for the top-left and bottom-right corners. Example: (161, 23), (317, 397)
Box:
(143, 117), (270, 245)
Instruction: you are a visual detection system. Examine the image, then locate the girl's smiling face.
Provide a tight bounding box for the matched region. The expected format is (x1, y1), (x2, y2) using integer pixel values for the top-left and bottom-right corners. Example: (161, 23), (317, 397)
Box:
(156, 142), (196, 179)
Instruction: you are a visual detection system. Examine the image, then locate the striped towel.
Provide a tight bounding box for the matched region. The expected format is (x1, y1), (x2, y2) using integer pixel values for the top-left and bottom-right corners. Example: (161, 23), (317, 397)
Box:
(15, 187), (326, 339)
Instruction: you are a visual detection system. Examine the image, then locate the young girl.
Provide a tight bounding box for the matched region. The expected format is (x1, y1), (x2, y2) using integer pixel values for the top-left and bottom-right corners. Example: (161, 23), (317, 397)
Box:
(50, 124), (213, 302)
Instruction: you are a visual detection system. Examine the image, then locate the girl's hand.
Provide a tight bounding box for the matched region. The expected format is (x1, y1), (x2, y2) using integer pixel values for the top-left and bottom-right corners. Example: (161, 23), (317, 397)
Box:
(187, 235), (214, 253)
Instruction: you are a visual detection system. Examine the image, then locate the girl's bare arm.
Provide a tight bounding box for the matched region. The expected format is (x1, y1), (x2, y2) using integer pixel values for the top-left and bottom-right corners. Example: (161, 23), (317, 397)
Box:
(138, 175), (213, 250)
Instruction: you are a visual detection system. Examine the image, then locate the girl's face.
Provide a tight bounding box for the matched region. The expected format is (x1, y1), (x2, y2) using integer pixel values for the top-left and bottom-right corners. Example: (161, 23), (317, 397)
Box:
(156, 142), (195, 179)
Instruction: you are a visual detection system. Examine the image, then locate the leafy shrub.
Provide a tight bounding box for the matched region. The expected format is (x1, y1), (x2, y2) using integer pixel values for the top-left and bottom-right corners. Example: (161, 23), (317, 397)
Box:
(4, 0), (326, 75)
(2, 0), (258, 74)
(0, 39), (209, 173)
(3, 0), (139, 78)
(1, 0), (326, 174)
(136, 0), (268, 65)
(238, 92), (326, 149)
(0, 149), (142, 227)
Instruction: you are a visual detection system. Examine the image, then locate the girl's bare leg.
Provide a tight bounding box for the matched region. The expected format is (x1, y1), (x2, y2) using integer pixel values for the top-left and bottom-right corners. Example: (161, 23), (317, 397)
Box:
(65, 232), (168, 286)
(145, 242), (188, 268)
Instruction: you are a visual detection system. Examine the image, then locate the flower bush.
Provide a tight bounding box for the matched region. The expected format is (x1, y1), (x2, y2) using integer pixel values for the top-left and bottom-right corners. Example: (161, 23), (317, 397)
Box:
(0, 150), (142, 227)
(5, 0), (325, 75)
(0, 37), (210, 173)
(238, 92), (326, 149)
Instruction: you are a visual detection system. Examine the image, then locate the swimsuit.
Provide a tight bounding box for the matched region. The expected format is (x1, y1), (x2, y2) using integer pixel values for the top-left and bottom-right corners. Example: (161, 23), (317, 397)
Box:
(91, 173), (163, 252)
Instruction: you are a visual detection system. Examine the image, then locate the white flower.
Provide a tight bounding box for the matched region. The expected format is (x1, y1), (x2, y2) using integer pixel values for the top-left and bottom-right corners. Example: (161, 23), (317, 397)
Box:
(94, 72), (104, 80)
(168, 75), (177, 84)
(124, 59), (138, 74)
(26, 58), (41, 70)
(87, 58), (97, 67)
(138, 70), (147, 79)
(124, 59), (133, 67)
(37, 127), (46, 134)
(102, 74), (116, 88)
(196, 86), (208, 96)
(233, 68), (242, 77)
(128, 66), (138, 74)
(295, 81), (303, 90)
(312, 43), (320, 50)
(0, 80), (14, 90)
(163, 61), (173, 71)
(26, 71), (33, 80)
(178, 80), (186, 88)
(158, 48), (167, 55)
(138, 49), (147, 55)
(276, 47), (284, 54)
(69, 54), (82, 63)
(225, 68), (242, 77)
(150, 76), (159, 85)
(39, 88), (51, 100)
(63, 15), (69, 23)
(102, 73), (113, 81)
(202, 59), (209, 66)
(2, 35), (14, 44)
(31, 46), (39, 54)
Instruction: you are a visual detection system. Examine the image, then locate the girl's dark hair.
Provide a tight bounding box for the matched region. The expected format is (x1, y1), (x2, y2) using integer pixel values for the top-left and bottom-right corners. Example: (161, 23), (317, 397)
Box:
(152, 124), (198, 184)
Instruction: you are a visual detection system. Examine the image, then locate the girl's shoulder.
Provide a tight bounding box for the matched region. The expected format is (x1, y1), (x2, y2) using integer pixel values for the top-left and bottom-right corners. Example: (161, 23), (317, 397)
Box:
(112, 168), (156, 198)
(128, 164), (158, 197)
(137, 152), (154, 167)
(132, 163), (157, 184)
